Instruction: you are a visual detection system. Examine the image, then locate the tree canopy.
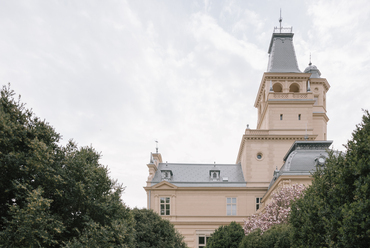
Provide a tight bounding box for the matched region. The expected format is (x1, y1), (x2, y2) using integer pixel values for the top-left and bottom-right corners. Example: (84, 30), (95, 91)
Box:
(205, 221), (244, 248)
(132, 208), (187, 248)
(239, 224), (291, 248)
(243, 184), (305, 235)
(290, 110), (370, 247)
(0, 84), (135, 247)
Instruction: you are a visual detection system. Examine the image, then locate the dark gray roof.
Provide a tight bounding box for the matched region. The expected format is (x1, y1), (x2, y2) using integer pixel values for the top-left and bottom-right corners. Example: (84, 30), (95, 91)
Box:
(267, 32), (301, 73)
(268, 141), (333, 189)
(151, 163), (246, 187)
(304, 63), (321, 78)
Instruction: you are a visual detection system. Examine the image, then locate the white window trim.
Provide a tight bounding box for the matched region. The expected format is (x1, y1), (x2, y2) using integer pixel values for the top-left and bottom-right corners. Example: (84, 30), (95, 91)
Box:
(256, 197), (263, 211)
(160, 196), (170, 216)
(226, 197), (237, 216)
(196, 230), (213, 248)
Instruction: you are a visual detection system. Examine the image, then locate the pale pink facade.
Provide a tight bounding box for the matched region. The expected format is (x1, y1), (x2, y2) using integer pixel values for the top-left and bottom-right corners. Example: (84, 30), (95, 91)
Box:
(144, 25), (331, 248)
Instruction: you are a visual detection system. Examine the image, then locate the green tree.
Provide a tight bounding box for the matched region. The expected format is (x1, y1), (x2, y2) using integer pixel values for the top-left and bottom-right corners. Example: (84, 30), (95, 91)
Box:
(205, 221), (244, 248)
(239, 224), (291, 248)
(0, 186), (65, 247)
(0, 84), (135, 247)
(290, 110), (370, 247)
(132, 208), (187, 248)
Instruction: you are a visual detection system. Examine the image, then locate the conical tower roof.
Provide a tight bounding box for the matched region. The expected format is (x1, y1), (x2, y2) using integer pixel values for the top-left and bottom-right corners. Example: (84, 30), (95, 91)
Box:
(267, 27), (301, 73)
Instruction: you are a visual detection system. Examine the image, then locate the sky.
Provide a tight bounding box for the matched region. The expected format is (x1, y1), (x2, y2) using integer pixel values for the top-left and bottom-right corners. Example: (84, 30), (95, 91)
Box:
(1, 0), (370, 209)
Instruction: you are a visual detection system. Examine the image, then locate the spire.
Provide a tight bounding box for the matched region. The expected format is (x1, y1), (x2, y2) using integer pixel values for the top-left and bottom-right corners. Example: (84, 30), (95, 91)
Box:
(279, 9), (282, 33)
(266, 12), (301, 73)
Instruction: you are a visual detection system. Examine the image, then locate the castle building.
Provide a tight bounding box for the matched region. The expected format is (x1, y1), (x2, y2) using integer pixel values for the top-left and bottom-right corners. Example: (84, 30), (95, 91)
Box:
(144, 23), (331, 248)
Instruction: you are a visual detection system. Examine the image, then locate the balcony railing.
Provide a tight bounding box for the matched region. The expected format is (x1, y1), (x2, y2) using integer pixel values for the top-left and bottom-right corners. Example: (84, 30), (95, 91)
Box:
(273, 27), (293, 33)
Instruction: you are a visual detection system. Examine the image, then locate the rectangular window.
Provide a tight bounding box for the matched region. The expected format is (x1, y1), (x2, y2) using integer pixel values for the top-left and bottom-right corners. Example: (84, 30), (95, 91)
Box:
(160, 197), (170, 215)
(298, 114), (301, 120)
(280, 114), (283, 120)
(256, 197), (263, 211)
(198, 235), (210, 248)
(226, 197), (236, 216)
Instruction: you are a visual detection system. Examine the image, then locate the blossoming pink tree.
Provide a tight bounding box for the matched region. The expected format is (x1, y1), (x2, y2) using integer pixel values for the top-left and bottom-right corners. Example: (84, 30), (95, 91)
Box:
(243, 184), (306, 235)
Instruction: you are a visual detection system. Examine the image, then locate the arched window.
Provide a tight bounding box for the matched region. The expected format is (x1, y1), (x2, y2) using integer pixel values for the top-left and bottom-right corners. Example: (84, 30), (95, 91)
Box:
(273, 83), (283, 92)
(289, 83), (300, 92)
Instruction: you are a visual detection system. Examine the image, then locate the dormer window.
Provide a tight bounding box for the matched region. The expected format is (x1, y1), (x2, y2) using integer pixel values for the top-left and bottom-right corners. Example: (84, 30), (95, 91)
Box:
(315, 156), (326, 166)
(209, 170), (220, 181)
(161, 170), (173, 181)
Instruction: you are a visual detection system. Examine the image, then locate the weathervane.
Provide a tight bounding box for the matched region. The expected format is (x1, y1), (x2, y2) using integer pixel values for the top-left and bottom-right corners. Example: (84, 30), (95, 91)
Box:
(309, 53), (312, 66)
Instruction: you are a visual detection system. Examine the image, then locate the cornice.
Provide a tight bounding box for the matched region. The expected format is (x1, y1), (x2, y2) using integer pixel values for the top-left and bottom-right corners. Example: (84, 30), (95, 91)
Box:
(236, 133), (317, 163)
(313, 112), (329, 122)
(310, 78), (330, 92)
(169, 219), (246, 226)
(244, 135), (317, 140)
(262, 175), (312, 202)
(144, 186), (268, 192)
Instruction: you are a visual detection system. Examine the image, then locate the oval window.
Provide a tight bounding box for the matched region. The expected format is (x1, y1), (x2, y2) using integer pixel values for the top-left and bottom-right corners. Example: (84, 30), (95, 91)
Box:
(257, 153), (263, 160)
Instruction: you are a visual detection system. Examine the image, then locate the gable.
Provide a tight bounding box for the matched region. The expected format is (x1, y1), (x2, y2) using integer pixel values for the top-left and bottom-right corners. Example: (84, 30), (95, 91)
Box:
(151, 181), (177, 190)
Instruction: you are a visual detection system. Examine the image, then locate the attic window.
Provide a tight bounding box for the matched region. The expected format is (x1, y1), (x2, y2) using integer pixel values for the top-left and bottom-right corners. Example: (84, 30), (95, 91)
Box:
(161, 170), (173, 181)
(209, 170), (220, 181)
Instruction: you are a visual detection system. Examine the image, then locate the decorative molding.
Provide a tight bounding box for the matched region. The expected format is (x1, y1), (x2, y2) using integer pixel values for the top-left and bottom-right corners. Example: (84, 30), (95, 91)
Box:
(246, 136), (316, 141)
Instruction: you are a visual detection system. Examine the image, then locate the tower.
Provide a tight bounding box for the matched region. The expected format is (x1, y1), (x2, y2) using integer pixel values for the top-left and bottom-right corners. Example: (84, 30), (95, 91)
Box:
(236, 24), (330, 186)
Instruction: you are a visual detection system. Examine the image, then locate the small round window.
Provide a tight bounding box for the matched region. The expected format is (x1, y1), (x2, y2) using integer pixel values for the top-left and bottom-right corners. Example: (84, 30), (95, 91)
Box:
(257, 153), (263, 160)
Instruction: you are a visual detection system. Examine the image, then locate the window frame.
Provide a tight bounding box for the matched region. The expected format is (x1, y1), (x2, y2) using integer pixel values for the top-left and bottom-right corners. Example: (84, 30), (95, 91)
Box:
(209, 170), (220, 181)
(160, 196), (170, 216)
(226, 197), (237, 216)
(197, 234), (211, 248)
(256, 197), (263, 211)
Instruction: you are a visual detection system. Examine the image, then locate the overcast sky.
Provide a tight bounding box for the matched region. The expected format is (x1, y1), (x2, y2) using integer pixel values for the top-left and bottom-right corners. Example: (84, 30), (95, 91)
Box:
(1, 0), (369, 209)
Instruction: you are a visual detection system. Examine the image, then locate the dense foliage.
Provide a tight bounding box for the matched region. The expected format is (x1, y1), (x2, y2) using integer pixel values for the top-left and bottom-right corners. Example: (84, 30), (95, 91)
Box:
(0, 85), (135, 247)
(243, 184), (305, 234)
(239, 224), (291, 248)
(205, 221), (244, 248)
(132, 208), (187, 248)
(290, 110), (370, 247)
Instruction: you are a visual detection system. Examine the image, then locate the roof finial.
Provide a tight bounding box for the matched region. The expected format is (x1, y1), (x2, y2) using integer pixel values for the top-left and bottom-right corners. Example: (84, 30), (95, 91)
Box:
(309, 53), (312, 66)
(155, 140), (159, 153)
(279, 9), (282, 33)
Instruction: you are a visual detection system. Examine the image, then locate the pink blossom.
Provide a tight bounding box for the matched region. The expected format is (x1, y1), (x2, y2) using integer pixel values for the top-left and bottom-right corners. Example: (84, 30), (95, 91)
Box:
(243, 184), (305, 235)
